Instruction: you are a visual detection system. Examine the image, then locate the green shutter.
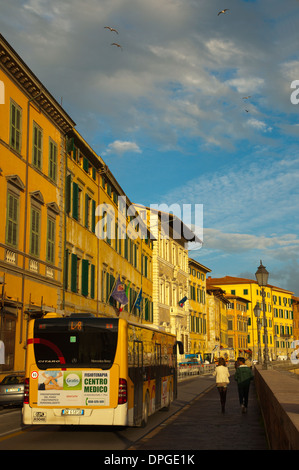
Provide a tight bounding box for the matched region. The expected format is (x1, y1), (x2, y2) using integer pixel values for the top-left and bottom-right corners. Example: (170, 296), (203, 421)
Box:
(83, 157), (89, 173)
(66, 137), (74, 154)
(6, 193), (18, 247)
(109, 274), (115, 305)
(71, 253), (77, 293)
(90, 264), (95, 299)
(72, 182), (79, 220)
(82, 259), (89, 297)
(91, 199), (96, 233)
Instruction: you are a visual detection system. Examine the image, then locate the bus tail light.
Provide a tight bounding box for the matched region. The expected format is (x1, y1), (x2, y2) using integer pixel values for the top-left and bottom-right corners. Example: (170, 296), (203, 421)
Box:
(24, 378), (29, 404)
(118, 378), (127, 404)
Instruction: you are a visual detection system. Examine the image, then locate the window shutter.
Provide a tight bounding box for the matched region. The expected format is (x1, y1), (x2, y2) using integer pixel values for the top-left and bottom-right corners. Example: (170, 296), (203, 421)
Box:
(91, 199), (96, 233)
(71, 253), (77, 293)
(72, 182), (79, 220)
(81, 259), (89, 297)
(90, 264), (95, 299)
(83, 157), (89, 173)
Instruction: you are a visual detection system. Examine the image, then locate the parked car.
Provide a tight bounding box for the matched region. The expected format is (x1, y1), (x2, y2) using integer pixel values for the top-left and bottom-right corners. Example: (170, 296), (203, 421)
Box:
(0, 374), (25, 407)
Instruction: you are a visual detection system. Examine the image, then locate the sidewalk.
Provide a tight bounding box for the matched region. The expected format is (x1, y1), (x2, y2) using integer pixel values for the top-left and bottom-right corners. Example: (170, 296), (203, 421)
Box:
(132, 377), (269, 450)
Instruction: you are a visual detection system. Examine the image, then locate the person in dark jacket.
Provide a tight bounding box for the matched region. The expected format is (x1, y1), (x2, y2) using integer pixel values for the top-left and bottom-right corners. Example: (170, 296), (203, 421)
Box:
(234, 357), (253, 413)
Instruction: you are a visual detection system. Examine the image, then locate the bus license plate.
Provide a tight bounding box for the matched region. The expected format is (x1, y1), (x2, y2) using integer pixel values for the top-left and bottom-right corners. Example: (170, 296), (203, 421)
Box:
(62, 409), (84, 416)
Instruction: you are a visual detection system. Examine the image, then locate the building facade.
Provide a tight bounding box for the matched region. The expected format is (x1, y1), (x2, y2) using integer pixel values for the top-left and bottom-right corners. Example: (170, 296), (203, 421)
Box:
(0, 34), (75, 375)
(225, 294), (250, 358)
(206, 285), (230, 354)
(188, 258), (211, 356)
(208, 276), (294, 361)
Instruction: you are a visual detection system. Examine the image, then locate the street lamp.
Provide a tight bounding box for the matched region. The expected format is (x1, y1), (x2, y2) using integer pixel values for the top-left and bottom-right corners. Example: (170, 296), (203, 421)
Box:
(255, 261), (270, 369)
(253, 303), (262, 364)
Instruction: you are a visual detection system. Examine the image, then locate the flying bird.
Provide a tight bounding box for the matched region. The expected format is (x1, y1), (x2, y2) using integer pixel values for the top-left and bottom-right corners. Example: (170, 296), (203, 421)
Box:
(218, 9), (229, 15)
(242, 96), (251, 100)
(111, 43), (123, 50)
(104, 26), (119, 34)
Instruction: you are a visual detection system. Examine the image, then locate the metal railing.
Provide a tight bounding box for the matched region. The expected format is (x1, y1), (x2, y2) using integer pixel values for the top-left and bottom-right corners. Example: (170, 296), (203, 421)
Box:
(178, 362), (236, 380)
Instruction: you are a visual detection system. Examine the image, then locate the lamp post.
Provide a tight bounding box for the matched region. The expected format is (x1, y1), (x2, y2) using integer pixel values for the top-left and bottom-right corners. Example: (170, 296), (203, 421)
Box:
(255, 260), (270, 369)
(253, 303), (262, 364)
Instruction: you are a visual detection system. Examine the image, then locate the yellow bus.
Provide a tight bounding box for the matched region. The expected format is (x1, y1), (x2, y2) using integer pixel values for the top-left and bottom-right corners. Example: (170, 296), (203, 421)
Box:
(22, 314), (183, 427)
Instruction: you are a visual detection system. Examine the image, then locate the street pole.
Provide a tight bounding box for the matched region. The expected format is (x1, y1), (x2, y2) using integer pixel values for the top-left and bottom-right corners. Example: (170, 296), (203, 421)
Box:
(255, 261), (270, 370)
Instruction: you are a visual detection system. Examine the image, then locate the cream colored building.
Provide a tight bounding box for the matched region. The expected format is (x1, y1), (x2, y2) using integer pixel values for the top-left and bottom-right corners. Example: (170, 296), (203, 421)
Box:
(134, 206), (200, 354)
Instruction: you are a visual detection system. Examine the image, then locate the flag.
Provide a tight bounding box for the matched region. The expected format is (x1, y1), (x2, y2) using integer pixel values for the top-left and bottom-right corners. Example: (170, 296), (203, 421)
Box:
(135, 289), (142, 311)
(111, 277), (128, 305)
(119, 281), (131, 313)
(179, 296), (187, 307)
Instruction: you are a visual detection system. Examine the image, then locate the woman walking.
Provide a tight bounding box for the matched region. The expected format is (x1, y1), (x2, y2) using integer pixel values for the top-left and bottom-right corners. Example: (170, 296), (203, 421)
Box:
(213, 357), (230, 413)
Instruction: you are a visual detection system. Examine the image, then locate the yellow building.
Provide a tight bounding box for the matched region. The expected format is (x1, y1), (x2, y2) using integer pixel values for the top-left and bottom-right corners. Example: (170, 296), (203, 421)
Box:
(0, 33), (75, 377)
(64, 129), (153, 323)
(206, 284), (230, 353)
(188, 258), (211, 356)
(0, 34), (153, 379)
(225, 294), (250, 359)
(63, 129), (103, 316)
(208, 276), (294, 361)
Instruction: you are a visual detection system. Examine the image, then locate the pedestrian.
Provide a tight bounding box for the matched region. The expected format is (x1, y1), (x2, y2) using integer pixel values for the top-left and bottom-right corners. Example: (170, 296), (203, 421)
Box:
(235, 356), (241, 369)
(234, 357), (253, 413)
(213, 357), (230, 413)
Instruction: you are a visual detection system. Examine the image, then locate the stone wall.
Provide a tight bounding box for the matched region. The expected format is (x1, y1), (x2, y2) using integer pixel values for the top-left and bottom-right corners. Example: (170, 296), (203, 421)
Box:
(254, 366), (299, 450)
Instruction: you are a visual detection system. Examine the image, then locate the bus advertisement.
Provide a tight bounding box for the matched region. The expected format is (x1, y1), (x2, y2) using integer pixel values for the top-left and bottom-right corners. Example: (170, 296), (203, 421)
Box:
(22, 314), (183, 427)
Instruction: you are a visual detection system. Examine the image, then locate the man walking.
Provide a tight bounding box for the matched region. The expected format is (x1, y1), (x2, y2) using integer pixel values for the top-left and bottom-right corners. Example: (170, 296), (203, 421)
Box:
(234, 357), (253, 413)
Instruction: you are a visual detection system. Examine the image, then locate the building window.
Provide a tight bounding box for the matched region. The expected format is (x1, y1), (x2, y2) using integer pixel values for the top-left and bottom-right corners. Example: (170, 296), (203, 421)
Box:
(81, 259), (89, 297)
(32, 122), (43, 170)
(6, 192), (19, 247)
(46, 217), (55, 264)
(71, 253), (80, 293)
(10, 101), (22, 152)
(30, 207), (41, 256)
(49, 139), (57, 182)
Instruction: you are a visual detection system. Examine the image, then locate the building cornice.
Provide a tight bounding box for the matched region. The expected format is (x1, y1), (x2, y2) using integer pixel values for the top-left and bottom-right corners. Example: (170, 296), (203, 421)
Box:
(0, 33), (75, 134)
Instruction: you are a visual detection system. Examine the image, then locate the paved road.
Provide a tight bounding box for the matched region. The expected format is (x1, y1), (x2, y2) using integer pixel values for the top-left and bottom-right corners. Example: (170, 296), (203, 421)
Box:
(0, 373), (268, 451)
(131, 375), (269, 450)
(0, 375), (215, 450)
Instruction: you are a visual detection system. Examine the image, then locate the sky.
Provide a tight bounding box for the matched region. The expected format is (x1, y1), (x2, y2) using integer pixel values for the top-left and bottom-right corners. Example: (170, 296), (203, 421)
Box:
(1, 0), (299, 294)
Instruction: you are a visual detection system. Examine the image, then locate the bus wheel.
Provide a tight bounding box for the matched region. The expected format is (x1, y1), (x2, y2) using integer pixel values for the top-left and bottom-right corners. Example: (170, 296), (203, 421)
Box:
(142, 391), (150, 427)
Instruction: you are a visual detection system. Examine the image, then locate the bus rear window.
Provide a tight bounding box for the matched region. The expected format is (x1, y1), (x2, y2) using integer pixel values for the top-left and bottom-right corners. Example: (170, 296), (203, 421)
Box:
(33, 317), (118, 370)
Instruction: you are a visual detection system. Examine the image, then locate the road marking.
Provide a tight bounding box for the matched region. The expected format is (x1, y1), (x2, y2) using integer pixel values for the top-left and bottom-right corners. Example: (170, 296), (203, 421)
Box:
(0, 425), (42, 442)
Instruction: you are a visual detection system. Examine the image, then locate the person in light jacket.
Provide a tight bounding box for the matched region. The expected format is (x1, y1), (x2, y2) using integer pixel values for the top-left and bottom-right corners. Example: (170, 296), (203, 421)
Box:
(213, 357), (230, 413)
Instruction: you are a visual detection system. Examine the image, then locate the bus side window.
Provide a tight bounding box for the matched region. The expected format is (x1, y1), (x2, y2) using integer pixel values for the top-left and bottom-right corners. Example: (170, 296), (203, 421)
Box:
(134, 340), (143, 368)
(155, 343), (161, 365)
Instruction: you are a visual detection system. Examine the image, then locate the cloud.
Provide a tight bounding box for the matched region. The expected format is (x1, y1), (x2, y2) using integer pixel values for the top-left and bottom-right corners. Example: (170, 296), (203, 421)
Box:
(103, 140), (142, 156)
(163, 151), (299, 235)
(246, 118), (272, 132)
(203, 228), (299, 254)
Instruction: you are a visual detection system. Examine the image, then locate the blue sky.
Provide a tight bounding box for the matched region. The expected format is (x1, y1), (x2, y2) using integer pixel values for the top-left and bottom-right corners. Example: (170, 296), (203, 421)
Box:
(1, 0), (299, 294)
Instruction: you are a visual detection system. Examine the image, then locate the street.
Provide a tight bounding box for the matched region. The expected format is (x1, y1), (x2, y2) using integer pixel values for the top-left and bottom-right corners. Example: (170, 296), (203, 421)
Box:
(0, 375), (215, 450)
